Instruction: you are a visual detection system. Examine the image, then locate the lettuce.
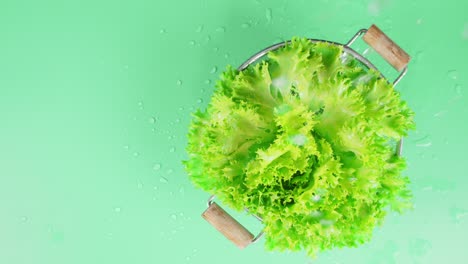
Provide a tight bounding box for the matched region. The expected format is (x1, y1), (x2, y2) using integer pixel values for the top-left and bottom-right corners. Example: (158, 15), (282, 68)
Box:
(184, 38), (415, 257)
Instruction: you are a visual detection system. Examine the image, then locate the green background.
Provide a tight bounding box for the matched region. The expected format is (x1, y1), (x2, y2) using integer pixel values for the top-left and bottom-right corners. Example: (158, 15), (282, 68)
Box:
(1, 0), (467, 263)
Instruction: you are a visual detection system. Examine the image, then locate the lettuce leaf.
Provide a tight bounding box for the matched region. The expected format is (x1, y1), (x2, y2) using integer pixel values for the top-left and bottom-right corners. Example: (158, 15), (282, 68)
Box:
(184, 38), (415, 257)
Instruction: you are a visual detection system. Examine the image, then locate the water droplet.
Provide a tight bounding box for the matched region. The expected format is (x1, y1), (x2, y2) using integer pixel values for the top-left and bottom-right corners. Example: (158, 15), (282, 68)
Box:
(362, 48), (372, 56)
(224, 53), (230, 59)
(123, 145), (129, 150)
(433, 110), (447, 117)
(450, 207), (468, 223)
(153, 163), (161, 171)
(447, 70), (458, 80)
(178, 107), (184, 111)
(416, 18), (423, 25)
(166, 168), (174, 174)
(189, 40), (196, 45)
(21, 216), (28, 222)
(454, 84), (463, 94)
(340, 52), (351, 65)
(176, 80), (182, 85)
(160, 28), (166, 34)
(133, 152), (139, 157)
(415, 51), (424, 61)
(265, 8), (273, 22)
(114, 207), (121, 213)
(463, 23), (468, 39)
(171, 214), (177, 220)
(137, 101), (143, 107)
(175, 118), (180, 123)
(153, 186), (158, 191)
(179, 186), (185, 195)
(160, 177), (169, 183)
(186, 256), (191, 261)
(205, 35), (211, 42)
(368, 2), (380, 16)
(197, 98), (203, 104)
(210, 66), (217, 74)
(149, 117), (156, 124)
(216, 26), (226, 33)
(416, 142), (432, 147)
(241, 22), (251, 28)
(213, 47), (219, 52)
(137, 182), (143, 189)
(195, 25), (204, 33)
(204, 79), (211, 84)
(169, 146), (176, 152)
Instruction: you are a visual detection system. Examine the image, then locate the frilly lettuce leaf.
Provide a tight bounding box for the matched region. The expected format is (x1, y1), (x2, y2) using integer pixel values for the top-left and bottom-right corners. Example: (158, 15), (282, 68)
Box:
(184, 38), (415, 257)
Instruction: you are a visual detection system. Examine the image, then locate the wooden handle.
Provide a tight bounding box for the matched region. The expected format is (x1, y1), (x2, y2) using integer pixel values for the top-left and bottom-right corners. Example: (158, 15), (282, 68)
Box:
(202, 202), (254, 249)
(363, 24), (411, 71)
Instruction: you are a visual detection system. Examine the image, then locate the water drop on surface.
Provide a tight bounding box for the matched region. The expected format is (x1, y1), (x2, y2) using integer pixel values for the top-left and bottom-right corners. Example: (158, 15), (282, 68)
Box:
(216, 26), (226, 33)
(447, 70), (458, 80)
(166, 168), (174, 174)
(114, 207), (121, 213)
(169, 146), (176, 152)
(416, 142), (432, 147)
(205, 35), (211, 42)
(170, 214), (177, 220)
(175, 118), (180, 123)
(195, 25), (204, 33)
(133, 152), (139, 157)
(149, 117), (156, 124)
(137, 182), (143, 189)
(204, 79), (211, 84)
(368, 0), (381, 16)
(241, 22), (251, 28)
(224, 53), (230, 59)
(160, 177), (169, 183)
(21, 216), (28, 222)
(433, 110), (447, 117)
(210, 66), (217, 74)
(416, 18), (423, 25)
(197, 98), (203, 104)
(176, 80), (182, 85)
(213, 47), (219, 52)
(159, 28), (166, 34)
(450, 208), (468, 223)
(454, 84), (462, 95)
(123, 145), (129, 150)
(265, 8), (273, 22)
(189, 40), (196, 46)
(463, 23), (468, 39)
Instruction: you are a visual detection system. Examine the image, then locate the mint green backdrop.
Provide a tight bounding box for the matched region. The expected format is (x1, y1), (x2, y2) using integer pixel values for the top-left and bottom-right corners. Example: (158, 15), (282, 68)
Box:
(1, 0), (467, 263)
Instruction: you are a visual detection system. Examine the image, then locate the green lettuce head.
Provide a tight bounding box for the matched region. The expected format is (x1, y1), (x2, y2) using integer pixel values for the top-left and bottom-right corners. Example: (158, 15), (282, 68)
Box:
(185, 38), (415, 256)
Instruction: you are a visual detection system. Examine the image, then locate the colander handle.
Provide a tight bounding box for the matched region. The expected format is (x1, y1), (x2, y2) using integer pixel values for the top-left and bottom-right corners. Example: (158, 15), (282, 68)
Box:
(202, 196), (264, 249)
(362, 24), (411, 72)
(347, 24), (411, 85)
